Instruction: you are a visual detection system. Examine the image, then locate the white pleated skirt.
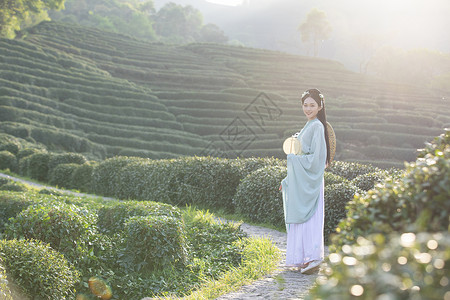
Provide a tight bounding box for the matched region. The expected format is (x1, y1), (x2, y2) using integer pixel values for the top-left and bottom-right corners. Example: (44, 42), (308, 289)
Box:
(285, 181), (324, 267)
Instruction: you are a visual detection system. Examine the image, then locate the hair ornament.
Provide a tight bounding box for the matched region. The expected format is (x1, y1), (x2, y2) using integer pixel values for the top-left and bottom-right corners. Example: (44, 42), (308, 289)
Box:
(301, 90), (310, 98)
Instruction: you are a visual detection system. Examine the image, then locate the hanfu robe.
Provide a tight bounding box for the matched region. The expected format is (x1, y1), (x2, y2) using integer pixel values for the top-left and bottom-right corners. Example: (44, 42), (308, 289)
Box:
(281, 118), (327, 266)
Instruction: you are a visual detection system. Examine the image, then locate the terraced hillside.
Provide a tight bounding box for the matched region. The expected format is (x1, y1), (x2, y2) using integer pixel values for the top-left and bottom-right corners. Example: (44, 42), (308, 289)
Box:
(1, 21), (449, 167)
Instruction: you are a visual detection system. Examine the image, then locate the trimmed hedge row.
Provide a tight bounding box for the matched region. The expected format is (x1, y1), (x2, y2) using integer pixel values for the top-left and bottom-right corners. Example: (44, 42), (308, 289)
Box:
(0, 188), (247, 299)
(0, 239), (80, 299)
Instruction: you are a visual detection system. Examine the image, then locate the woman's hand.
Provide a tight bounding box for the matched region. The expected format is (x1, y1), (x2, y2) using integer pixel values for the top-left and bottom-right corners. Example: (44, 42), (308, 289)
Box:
(279, 184), (282, 191)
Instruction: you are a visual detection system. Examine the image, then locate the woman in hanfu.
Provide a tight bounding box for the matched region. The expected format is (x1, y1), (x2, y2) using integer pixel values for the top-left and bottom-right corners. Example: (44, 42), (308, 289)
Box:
(280, 88), (331, 274)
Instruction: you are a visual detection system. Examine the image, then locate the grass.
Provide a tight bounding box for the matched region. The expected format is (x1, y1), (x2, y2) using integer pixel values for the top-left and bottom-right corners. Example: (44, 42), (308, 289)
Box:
(158, 236), (281, 300)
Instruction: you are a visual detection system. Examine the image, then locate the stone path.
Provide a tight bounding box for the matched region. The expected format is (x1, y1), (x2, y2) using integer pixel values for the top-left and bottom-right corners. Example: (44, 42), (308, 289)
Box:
(216, 222), (328, 300)
(0, 172), (326, 299)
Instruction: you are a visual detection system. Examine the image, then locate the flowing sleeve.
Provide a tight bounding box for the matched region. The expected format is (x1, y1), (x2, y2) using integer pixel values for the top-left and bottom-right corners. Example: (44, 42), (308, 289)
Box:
(281, 121), (326, 224)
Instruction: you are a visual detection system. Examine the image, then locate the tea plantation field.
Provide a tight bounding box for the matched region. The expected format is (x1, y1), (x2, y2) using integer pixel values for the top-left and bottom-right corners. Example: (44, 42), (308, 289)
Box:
(1, 21), (448, 168)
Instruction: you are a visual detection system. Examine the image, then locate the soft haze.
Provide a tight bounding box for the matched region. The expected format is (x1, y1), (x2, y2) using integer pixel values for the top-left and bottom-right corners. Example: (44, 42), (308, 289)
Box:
(155, 0), (450, 71)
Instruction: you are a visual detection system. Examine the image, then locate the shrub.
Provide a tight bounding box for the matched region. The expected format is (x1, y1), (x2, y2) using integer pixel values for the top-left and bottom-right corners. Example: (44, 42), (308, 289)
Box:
(48, 163), (79, 189)
(324, 171), (349, 186)
(233, 166), (287, 227)
(0, 239), (80, 299)
(91, 156), (137, 197)
(16, 147), (40, 160)
(97, 200), (181, 234)
(308, 232), (450, 300)
(47, 152), (87, 173)
(0, 258), (12, 300)
(0, 181), (28, 192)
(70, 162), (96, 193)
(122, 215), (188, 272)
(0, 151), (16, 172)
(165, 156), (244, 211)
(332, 130), (449, 250)
(185, 209), (247, 279)
(0, 142), (19, 155)
(324, 182), (360, 244)
(327, 161), (381, 181)
(27, 152), (51, 181)
(5, 203), (97, 263)
(0, 191), (33, 233)
(350, 170), (390, 191)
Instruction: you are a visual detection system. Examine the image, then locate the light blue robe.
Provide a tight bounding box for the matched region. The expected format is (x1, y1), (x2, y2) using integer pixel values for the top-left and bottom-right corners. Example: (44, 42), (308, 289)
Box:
(281, 118), (327, 224)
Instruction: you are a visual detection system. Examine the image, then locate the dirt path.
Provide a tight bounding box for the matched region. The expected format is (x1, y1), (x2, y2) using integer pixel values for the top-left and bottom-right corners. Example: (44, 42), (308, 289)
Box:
(0, 172), (326, 299)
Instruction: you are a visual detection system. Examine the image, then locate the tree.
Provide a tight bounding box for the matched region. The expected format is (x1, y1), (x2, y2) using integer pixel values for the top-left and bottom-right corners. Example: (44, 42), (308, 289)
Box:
(154, 3), (203, 42)
(298, 8), (331, 57)
(0, 0), (65, 38)
(199, 23), (228, 44)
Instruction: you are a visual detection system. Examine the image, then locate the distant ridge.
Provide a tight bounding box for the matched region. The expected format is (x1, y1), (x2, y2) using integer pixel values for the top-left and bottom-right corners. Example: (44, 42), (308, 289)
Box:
(1, 21), (448, 168)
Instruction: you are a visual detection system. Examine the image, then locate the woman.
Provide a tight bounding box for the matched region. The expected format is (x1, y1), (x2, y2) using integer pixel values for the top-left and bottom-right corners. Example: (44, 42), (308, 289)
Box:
(280, 88), (330, 274)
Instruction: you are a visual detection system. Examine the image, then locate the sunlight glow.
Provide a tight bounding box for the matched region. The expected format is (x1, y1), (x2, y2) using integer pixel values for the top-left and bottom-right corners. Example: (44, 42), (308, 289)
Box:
(206, 0), (243, 6)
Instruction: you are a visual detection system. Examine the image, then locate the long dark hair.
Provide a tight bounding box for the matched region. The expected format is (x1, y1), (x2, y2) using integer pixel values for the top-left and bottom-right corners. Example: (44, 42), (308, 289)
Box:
(301, 88), (330, 165)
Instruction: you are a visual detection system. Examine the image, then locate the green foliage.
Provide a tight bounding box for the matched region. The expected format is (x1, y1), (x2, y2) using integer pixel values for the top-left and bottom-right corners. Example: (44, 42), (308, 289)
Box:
(0, 151), (16, 172)
(0, 0), (65, 38)
(0, 257), (12, 300)
(5, 203), (97, 264)
(324, 171), (349, 186)
(70, 161), (96, 193)
(233, 166), (286, 227)
(0, 179), (28, 192)
(97, 200), (181, 235)
(184, 207), (247, 279)
(91, 156), (136, 197)
(48, 163), (79, 189)
(333, 130), (450, 250)
(312, 130), (450, 300)
(327, 161), (381, 181)
(324, 182), (360, 244)
(27, 151), (51, 181)
(308, 232), (449, 300)
(0, 239), (80, 299)
(350, 170), (390, 191)
(122, 215), (188, 273)
(0, 191), (34, 234)
(47, 152), (87, 173)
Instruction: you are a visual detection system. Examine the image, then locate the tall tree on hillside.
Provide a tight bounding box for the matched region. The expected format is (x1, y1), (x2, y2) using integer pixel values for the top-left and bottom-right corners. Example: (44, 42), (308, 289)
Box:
(0, 0), (65, 38)
(298, 8), (331, 57)
(154, 3), (202, 42)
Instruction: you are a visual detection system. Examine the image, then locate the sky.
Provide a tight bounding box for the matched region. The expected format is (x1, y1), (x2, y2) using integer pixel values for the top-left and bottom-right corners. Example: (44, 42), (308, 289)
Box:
(205, 0), (242, 6)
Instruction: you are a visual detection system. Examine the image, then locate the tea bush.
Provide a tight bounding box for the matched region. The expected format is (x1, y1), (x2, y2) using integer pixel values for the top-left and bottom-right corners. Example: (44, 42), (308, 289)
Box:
(327, 161), (381, 181)
(91, 156), (137, 197)
(47, 152), (87, 173)
(332, 130), (450, 249)
(122, 215), (188, 272)
(311, 130), (450, 300)
(0, 180), (28, 192)
(5, 203), (97, 263)
(308, 232), (450, 300)
(0, 151), (16, 172)
(324, 171), (349, 186)
(233, 166), (286, 227)
(97, 200), (181, 234)
(350, 170), (390, 191)
(70, 162), (96, 193)
(0, 239), (80, 299)
(0, 191), (33, 233)
(184, 208), (247, 279)
(0, 258), (12, 300)
(27, 152), (51, 181)
(324, 182), (360, 243)
(48, 163), (79, 189)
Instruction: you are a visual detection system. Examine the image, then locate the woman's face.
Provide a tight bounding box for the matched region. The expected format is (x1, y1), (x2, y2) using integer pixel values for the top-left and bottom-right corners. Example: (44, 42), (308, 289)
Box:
(302, 97), (321, 120)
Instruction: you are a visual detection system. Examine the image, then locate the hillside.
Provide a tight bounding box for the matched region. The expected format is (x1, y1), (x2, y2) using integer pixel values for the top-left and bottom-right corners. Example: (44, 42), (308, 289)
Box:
(1, 21), (449, 168)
